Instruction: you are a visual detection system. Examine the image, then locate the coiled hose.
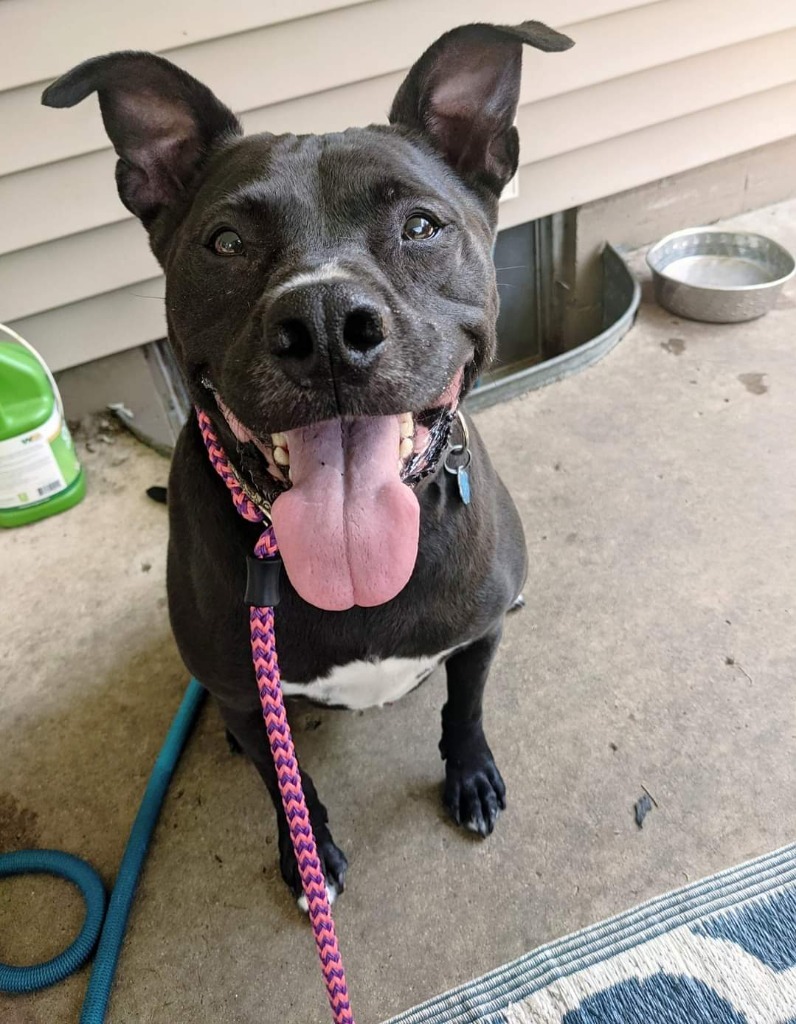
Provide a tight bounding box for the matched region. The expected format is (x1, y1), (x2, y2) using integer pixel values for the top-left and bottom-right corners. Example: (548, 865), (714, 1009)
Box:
(0, 678), (206, 1022)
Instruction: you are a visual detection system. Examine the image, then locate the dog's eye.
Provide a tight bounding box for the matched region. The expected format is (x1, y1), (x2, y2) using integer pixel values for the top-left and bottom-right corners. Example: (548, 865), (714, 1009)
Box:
(210, 228), (244, 256)
(402, 214), (440, 242)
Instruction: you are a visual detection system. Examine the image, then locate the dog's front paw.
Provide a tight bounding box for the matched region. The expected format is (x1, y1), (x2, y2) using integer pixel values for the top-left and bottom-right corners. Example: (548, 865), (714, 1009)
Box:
(443, 754), (506, 837)
(279, 824), (349, 912)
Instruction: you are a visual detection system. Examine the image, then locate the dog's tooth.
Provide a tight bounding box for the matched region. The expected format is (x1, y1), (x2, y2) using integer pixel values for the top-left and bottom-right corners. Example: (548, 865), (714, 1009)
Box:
(399, 437), (413, 460)
(273, 446), (290, 466)
(400, 417), (414, 439)
(271, 432), (288, 448)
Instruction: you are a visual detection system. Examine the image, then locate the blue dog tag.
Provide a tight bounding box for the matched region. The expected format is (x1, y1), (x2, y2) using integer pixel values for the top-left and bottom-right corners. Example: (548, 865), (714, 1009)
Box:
(456, 466), (471, 505)
(445, 448), (472, 506)
(444, 411), (473, 506)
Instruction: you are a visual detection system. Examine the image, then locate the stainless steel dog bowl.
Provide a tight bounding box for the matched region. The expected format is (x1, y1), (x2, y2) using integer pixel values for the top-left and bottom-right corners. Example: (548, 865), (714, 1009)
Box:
(646, 228), (795, 323)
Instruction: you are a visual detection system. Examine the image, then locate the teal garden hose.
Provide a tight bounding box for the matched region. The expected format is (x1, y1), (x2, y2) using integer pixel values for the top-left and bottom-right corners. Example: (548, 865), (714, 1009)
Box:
(0, 678), (206, 1022)
(0, 850), (105, 993)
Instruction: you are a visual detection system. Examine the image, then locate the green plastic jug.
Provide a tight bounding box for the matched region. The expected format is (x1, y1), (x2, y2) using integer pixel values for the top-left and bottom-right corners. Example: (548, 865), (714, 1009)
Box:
(0, 324), (86, 527)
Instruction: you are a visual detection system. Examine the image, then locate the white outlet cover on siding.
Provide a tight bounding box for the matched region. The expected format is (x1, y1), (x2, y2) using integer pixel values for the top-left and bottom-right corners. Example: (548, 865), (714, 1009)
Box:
(501, 173), (520, 204)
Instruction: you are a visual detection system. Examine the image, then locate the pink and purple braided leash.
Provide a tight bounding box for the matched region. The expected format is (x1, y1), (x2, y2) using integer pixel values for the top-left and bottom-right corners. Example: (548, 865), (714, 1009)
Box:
(197, 408), (355, 1024)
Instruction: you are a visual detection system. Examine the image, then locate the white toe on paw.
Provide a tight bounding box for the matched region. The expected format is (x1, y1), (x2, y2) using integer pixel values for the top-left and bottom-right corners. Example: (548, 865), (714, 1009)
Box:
(465, 808), (500, 834)
(297, 883), (337, 913)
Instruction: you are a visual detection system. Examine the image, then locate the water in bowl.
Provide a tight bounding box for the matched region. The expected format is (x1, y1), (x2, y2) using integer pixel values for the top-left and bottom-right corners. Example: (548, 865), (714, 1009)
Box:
(664, 254), (773, 288)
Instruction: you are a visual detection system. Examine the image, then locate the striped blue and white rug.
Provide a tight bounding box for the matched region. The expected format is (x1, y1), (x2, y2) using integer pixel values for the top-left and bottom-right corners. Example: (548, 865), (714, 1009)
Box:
(386, 843), (796, 1024)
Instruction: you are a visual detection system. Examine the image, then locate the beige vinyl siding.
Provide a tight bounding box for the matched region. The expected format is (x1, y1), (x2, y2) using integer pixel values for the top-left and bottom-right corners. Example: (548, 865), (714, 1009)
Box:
(507, 81), (796, 230)
(2, 0), (796, 370)
(0, 0), (375, 93)
(7, 279), (168, 374)
(2, 0), (654, 177)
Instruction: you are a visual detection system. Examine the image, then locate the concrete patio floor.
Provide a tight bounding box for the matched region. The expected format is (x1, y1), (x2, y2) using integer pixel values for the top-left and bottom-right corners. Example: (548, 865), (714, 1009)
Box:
(2, 201), (795, 1024)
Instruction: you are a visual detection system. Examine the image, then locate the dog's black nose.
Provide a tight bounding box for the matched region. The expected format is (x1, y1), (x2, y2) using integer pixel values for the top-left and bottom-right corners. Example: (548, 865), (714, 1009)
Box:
(266, 282), (389, 384)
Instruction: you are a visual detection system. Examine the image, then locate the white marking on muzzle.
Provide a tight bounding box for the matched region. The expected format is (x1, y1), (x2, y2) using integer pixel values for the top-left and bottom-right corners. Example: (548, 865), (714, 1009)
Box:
(270, 261), (352, 300)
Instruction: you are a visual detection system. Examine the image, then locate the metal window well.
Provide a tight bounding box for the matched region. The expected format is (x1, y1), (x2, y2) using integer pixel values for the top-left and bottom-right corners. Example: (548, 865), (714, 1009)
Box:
(466, 242), (640, 412)
(111, 241), (639, 451)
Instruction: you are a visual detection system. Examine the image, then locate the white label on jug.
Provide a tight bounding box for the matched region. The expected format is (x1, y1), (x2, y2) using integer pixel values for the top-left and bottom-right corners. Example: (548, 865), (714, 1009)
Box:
(0, 407), (66, 508)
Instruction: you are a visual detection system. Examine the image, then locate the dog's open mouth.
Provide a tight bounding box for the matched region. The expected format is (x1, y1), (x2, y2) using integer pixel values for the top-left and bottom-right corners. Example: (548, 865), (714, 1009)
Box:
(203, 369), (463, 611)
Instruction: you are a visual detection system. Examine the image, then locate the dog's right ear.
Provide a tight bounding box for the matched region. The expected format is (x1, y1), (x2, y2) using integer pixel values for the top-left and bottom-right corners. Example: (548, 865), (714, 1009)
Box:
(42, 51), (242, 226)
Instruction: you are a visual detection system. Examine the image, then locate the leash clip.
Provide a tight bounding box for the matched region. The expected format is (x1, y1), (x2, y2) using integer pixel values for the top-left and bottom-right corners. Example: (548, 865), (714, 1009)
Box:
(244, 556), (282, 607)
(444, 410), (472, 505)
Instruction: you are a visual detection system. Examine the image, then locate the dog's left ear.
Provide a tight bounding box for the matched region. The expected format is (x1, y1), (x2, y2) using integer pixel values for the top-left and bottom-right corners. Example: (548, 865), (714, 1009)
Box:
(390, 21), (573, 196)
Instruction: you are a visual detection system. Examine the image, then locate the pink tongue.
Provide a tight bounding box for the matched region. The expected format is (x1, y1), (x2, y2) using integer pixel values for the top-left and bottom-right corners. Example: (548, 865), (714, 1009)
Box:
(271, 417), (420, 611)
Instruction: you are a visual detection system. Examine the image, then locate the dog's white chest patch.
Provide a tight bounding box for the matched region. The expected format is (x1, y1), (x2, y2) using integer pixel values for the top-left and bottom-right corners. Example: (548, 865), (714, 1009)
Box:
(281, 650), (453, 710)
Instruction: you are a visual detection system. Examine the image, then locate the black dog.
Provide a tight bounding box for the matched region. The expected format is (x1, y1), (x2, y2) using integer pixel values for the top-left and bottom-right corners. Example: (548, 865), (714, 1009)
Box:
(44, 20), (573, 905)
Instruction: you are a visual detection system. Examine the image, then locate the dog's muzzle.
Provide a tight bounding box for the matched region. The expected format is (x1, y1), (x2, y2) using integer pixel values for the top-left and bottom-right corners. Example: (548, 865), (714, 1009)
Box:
(203, 367), (464, 612)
